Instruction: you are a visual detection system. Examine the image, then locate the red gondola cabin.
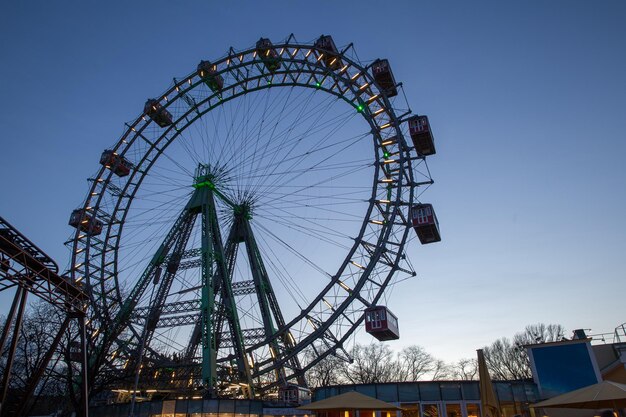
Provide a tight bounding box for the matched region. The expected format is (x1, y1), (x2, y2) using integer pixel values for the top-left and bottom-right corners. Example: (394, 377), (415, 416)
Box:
(314, 35), (342, 70)
(69, 209), (103, 236)
(100, 150), (131, 177)
(371, 59), (398, 97)
(144, 99), (173, 128)
(410, 203), (441, 244)
(197, 60), (224, 92)
(408, 115), (436, 156)
(256, 38), (281, 72)
(364, 306), (399, 341)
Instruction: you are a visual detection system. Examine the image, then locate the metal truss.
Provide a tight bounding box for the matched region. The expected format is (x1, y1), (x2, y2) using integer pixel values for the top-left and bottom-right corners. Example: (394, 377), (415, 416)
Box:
(0, 216), (89, 417)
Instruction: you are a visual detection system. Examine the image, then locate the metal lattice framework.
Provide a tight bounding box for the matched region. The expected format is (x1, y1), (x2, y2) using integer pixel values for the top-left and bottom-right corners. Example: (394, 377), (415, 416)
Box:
(0, 216), (89, 416)
(68, 34), (434, 398)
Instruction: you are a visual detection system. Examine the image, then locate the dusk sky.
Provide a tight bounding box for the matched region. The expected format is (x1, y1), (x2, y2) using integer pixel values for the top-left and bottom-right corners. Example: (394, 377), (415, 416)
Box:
(1, 1), (625, 365)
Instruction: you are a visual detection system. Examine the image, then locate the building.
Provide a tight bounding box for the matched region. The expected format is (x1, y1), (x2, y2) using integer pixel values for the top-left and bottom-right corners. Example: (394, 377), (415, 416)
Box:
(88, 328), (626, 417)
(315, 380), (539, 417)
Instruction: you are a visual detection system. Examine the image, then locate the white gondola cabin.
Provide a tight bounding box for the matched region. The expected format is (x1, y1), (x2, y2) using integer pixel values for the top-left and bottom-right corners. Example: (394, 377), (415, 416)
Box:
(197, 60), (224, 92)
(410, 203), (441, 244)
(364, 306), (399, 341)
(408, 115), (436, 156)
(100, 150), (131, 177)
(314, 35), (342, 70)
(278, 384), (312, 405)
(69, 209), (103, 236)
(144, 99), (173, 128)
(256, 38), (281, 72)
(371, 59), (398, 97)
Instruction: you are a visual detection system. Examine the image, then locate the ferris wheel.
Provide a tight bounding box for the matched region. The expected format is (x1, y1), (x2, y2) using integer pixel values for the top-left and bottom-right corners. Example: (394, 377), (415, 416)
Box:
(68, 34), (440, 399)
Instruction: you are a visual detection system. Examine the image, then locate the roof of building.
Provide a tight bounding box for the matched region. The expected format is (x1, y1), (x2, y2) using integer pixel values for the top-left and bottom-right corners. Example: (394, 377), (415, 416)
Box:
(299, 391), (401, 410)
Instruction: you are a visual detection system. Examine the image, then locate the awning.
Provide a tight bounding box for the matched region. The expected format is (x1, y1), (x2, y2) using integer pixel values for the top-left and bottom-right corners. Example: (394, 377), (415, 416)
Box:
(532, 380), (626, 409)
(298, 391), (401, 410)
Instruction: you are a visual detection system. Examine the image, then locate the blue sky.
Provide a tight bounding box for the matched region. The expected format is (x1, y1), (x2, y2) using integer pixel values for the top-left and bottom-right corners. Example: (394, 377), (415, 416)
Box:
(1, 1), (625, 364)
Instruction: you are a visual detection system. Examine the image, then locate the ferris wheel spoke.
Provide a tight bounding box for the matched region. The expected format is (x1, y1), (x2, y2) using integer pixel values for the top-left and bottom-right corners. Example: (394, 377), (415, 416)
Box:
(254, 222), (335, 278)
(243, 87), (312, 187)
(255, 210), (354, 246)
(223, 99), (326, 196)
(247, 96), (339, 194)
(257, 199), (366, 224)
(248, 158), (373, 200)
(235, 94), (335, 179)
(250, 114), (356, 197)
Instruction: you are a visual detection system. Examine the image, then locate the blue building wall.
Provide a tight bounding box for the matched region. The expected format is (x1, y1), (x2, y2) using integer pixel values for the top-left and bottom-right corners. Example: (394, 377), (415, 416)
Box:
(314, 380), (539, 404)
(314, 380), (540, 417)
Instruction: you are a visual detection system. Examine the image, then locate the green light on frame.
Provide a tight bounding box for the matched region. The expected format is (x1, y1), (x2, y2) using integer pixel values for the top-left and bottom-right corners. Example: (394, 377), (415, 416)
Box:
(356, 104), (364, 112)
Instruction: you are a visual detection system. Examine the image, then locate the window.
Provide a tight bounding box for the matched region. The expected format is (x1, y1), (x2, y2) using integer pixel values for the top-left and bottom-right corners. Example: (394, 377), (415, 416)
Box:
(465, 404), (480, 417)
(401, 403), (420, 417)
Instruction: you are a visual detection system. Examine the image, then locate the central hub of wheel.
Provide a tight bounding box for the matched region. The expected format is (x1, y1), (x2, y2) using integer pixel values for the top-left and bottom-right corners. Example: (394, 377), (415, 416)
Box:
(193, 163), (224, 190)
(192, 163), (254, 219)
(234, 201), (253, 220)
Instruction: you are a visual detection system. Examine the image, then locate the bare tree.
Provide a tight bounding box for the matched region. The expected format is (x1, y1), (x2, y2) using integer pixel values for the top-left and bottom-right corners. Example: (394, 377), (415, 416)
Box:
(341, 343), (400, 384)
(483, 337), (530, 379)
(0, 301), (72, 414)
(429, 359), (452, 380)
(337, 343), (458, 383)
(303, 349), (346, 388)
(483, 323), (566, 380)
(450, 358), (477, 380)
(1, 302), (65, 388)
(397, 345), (435, 381)
(515, 323), (566, 346)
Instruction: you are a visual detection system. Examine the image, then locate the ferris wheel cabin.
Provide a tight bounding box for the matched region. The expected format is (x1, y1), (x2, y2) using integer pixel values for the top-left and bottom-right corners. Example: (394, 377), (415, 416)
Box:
(410, 203), (441, 244)
(408, 115), (436, 156)
(278, 384), (312, 405)
(256, 38), (281, 72)
(144, 99), (173, 128)
(364, 306), (400, 341)
(99, 150), (131, 177)
(314, 35), (342, 70)
(69, 209), (103, 236)
(197, 60), (224, 92)
(371, 59), (398, 97)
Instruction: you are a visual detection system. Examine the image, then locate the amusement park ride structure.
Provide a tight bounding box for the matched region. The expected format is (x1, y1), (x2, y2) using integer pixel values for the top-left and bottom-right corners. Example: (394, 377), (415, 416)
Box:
(0, 217), (89, 416)
(0, 34), (441, 412)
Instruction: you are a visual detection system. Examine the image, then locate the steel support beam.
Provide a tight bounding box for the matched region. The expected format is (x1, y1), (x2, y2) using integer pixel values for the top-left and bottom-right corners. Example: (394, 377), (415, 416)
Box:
(132, 299), (202, 318)
(78, 313), (89, 417)
(239, 215), (307, 387)
(190, 176), (254, 398)
(234, 214), (285, 383)
(91, 205), (197, 385)
(0, 285), (24, 359)
(0, 286), (28, 415)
